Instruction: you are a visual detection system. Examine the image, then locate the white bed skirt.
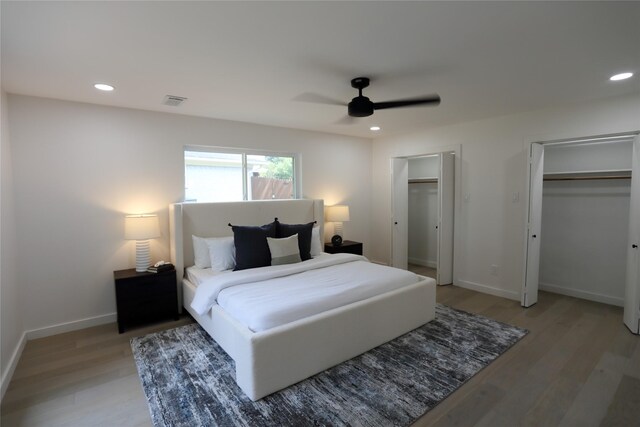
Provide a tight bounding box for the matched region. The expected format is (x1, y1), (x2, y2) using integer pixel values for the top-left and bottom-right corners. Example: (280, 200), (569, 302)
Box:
(183, 276), (436, 400)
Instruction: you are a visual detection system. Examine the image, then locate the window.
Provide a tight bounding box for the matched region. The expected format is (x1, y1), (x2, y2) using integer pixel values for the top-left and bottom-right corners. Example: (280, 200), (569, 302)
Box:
(185, 147), (299, 202)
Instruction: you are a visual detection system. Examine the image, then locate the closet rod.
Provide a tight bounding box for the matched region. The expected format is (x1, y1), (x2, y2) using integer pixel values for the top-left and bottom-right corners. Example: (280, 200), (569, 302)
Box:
(543, 175), (631, 181)
(409, 178), (438, 184)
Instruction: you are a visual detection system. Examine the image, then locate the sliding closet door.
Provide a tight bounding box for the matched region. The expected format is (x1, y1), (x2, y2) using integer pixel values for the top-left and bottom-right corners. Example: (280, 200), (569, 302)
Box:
(523, 143), (544, 307)
(391, 158), (409, 269)
(624, 135), (640, 334)
(437, 152), (455, 285)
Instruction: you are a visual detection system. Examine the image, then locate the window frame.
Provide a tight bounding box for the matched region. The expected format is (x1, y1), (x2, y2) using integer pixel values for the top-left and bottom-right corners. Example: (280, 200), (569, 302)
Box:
(184, 145), (301, 202)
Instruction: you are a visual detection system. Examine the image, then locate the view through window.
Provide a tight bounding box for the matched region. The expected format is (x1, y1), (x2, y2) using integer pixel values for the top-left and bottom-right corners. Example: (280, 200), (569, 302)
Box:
(185, 148), (297, 202)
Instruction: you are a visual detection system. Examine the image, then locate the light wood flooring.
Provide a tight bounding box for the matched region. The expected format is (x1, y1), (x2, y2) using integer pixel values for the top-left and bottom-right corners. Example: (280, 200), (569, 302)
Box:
(408, 263), (437, 280)
(2, 286), (639, 426)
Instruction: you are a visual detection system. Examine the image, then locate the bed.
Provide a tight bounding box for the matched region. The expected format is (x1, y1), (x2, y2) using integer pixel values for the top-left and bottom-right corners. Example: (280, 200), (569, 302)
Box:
(169, 199), (436, 401)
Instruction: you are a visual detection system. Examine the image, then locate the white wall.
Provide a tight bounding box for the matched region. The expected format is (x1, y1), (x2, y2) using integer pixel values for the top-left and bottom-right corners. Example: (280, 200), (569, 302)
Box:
(1, 89), (23, 397)
(544, 139), (633, 173)
(371, 94), (640, 300)
(408, 156), (439, 179)
(7, 94), (372, 333)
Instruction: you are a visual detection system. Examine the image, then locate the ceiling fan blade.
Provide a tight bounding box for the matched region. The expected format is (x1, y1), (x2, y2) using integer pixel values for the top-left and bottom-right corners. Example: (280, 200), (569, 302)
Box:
(334, 115), (356, 125)
(293, 92), (347, 106)
(373, 95), (441, 110)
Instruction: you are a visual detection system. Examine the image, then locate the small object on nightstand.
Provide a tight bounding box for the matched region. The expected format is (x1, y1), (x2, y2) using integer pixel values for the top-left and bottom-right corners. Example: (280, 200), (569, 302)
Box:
(324, 240), (363, 255)
(331, 235), (343, 246)
(147, 261), (174, 273)
(114, 267), (179, 333)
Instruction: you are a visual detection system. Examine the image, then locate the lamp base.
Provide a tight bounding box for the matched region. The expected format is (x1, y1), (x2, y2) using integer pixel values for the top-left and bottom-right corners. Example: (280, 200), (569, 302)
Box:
(135, 239), (152, 272)
(334, 221), (344, 237)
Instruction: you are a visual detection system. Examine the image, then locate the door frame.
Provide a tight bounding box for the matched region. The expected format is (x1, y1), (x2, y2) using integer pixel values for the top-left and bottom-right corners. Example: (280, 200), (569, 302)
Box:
(521, 131), (640, 315)
(390, 144), (462, 283)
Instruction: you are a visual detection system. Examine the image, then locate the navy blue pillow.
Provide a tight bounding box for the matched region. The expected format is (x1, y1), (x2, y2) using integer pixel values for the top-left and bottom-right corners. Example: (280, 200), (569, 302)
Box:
(231, 222), (277, 271)
(276, 221), (314, 261)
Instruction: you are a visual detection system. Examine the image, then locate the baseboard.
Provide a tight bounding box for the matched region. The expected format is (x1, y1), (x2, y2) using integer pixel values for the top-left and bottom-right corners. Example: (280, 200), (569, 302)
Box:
(539, 282), (624, 307)
(408, 257), (437, 269)
(1, 331), (27, 401)
(455, 279), (520, 301)
(25, 312), (117, 340)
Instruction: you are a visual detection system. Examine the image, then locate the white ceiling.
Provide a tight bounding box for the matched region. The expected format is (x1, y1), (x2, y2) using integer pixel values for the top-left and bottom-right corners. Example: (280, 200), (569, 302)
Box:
(2, 1), (639, 138)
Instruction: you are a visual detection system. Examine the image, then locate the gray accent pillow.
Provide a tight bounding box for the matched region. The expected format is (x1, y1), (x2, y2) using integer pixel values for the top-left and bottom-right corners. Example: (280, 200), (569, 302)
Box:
(267, 234), (302, 266)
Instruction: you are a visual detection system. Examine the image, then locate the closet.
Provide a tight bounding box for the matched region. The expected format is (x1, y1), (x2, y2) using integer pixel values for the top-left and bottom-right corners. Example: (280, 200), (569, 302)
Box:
(523, 133), (640, 333)
(539, 139), (633, 306)
(408, 156), (440, 279)
(391, 153), (454, 285)
(392, 151), (455, 284)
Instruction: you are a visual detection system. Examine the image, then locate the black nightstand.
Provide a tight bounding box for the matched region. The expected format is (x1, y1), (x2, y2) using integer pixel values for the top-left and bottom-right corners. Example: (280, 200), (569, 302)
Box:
(114, 268), (179, 333)
(324, 240), (363, 255)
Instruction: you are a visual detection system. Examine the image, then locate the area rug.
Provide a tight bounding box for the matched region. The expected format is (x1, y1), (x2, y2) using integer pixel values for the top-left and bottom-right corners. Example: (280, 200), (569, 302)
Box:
(131, 304), (527, 427)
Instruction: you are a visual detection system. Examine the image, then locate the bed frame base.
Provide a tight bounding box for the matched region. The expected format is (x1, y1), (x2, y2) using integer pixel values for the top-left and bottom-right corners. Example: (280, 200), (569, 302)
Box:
(183, 277), (435, 401)
(171, 200), (437, 401)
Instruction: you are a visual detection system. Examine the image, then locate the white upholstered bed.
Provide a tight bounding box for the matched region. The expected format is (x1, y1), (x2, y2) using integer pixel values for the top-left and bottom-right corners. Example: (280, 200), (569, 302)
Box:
(169, 199), (436, 401)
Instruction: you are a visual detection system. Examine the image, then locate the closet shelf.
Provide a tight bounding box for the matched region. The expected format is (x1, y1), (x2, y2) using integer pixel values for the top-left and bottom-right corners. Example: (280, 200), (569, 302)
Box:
(543, 169), (631, 181)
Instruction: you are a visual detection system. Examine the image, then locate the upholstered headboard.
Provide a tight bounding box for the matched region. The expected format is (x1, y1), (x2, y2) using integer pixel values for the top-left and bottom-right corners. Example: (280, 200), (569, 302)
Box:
(169, 199), (324, 298)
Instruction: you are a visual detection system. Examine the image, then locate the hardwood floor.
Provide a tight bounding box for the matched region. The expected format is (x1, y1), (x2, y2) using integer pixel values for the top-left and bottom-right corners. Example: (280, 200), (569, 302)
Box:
(408, 263), (437, 280)
(1, 287), (638, 426)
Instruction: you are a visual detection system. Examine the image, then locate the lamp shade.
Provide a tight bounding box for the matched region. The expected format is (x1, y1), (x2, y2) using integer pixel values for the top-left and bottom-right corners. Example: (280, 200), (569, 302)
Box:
(124, 214), (160, 240)
(326, 205), (350, 222)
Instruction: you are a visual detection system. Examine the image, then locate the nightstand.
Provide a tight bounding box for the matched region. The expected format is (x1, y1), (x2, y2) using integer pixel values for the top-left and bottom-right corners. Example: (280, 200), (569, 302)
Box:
(114, 268), (179, 333)
(324, 240), (363, 255)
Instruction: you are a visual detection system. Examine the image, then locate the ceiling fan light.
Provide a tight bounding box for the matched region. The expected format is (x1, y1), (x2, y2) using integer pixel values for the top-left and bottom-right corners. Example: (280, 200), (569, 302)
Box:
(610, 72), (633, 81)
(94, 83), (115, 91)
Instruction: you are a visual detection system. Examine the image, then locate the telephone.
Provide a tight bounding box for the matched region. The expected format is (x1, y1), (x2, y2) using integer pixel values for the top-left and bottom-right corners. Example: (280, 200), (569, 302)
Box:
(147, 261), (174, 273)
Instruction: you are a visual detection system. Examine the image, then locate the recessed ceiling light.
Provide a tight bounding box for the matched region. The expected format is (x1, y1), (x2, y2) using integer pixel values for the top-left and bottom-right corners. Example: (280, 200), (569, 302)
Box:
(94, 83), (115, 91)
(370, 126), (381, 131)
(610, 72), (633, 81)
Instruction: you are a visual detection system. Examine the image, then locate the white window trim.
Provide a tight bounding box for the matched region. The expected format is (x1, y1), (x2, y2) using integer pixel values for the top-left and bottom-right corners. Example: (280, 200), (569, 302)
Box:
(184, 145), (302, 202)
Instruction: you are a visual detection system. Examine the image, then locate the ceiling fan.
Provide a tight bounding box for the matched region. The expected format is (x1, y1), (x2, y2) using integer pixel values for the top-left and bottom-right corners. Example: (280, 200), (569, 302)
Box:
(298, 77), (441, 123)
(346, 77), (440, 117)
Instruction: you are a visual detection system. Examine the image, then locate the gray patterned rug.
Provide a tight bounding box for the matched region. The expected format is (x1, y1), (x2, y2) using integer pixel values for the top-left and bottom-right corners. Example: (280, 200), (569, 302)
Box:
(131, 304), (527, 427)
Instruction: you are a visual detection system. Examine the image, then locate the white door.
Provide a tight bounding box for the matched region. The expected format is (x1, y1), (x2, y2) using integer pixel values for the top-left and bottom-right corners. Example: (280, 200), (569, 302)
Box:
(624, 135), (640, 334)
(437, 152), (455, 285)
(391, 158), (408, 269)
(523, 143), (544, 307)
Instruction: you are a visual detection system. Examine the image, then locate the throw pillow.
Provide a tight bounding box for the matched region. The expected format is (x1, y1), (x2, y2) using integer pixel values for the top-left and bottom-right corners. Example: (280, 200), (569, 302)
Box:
(267, 234), (302, 266)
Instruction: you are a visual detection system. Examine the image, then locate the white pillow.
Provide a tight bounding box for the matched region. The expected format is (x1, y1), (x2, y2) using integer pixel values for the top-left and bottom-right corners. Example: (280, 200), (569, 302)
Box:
(267, 234), (302, 266)
(310, 226), (323, 257)
(192, 235), (212, 268)
(206, 237), (236, 272)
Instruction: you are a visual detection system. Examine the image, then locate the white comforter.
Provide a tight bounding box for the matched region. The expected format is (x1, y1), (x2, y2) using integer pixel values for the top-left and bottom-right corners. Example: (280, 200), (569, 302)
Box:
(190, 253), (420, 332)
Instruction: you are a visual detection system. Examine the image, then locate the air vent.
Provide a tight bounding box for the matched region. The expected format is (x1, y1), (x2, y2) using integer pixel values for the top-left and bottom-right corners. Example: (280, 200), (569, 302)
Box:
(162, 95), (187, 107)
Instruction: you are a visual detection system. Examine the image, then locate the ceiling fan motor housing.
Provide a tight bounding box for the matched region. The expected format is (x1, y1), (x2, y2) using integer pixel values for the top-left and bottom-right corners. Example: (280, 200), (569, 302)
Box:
(348, 96), (374, 117)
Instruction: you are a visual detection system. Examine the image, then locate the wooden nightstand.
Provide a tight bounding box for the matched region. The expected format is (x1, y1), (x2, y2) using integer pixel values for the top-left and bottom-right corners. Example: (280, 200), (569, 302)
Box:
(324, 240), (363, 255)
(114, 268), (179, 333)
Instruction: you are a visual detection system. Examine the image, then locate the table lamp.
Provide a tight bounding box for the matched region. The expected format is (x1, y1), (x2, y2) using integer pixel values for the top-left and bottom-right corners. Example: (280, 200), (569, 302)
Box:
(125, 214), (161, 272)
(326, 205), (350, 246)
